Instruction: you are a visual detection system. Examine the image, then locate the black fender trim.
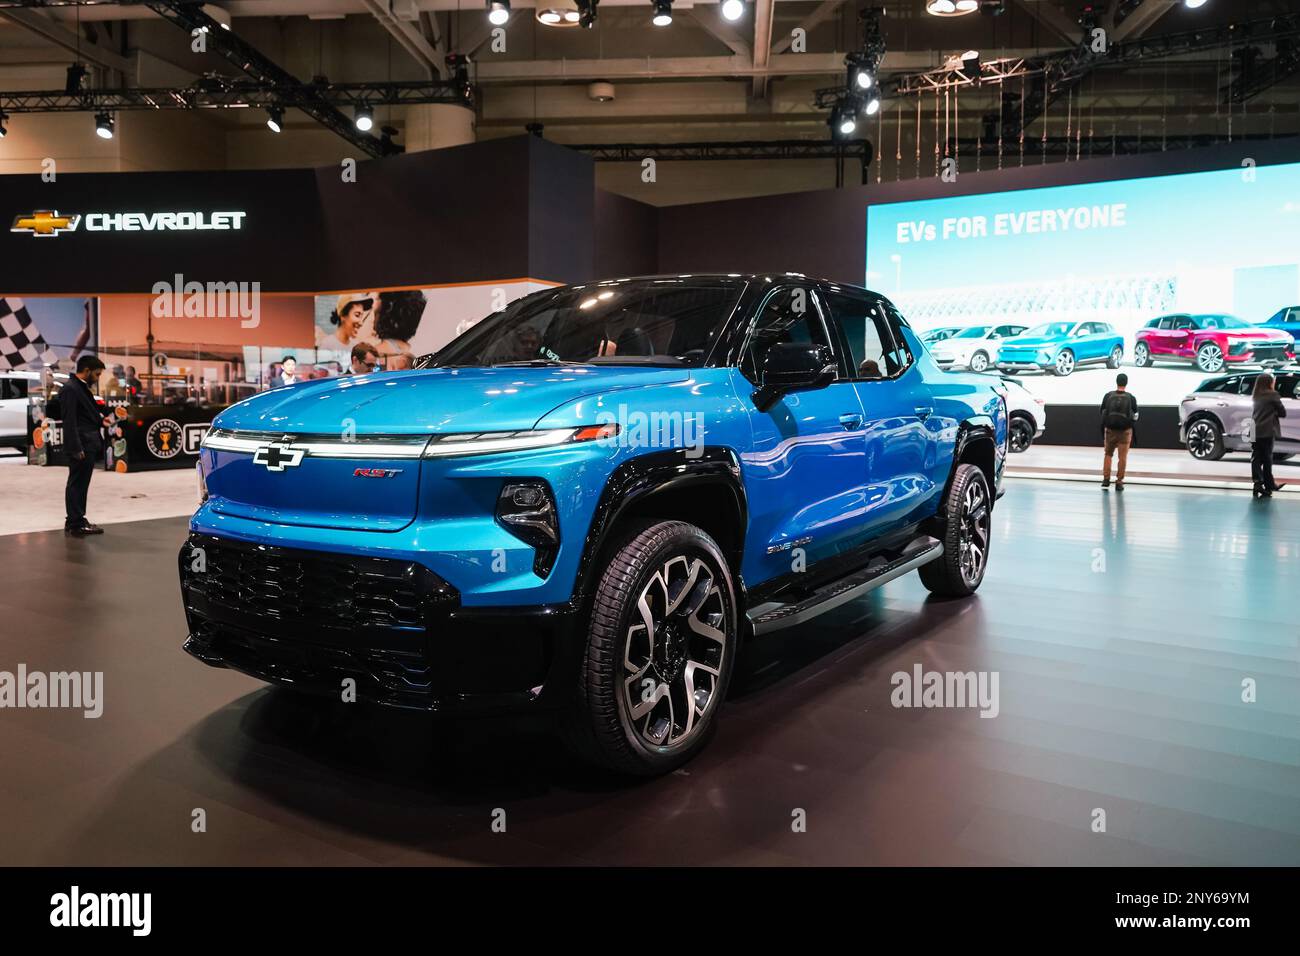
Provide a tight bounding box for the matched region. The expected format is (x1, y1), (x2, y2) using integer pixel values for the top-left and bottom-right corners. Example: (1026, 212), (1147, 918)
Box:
(944, 418), (999, 506)
(572, 446), (747, 606)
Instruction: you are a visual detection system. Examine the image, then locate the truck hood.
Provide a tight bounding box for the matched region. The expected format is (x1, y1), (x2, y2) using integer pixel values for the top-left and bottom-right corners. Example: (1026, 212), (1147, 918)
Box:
(215, 365), (693, 435)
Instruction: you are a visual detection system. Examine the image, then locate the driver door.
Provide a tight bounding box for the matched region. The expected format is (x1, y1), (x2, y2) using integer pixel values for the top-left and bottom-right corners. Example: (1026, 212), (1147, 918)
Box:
(737, 285), (870, 586)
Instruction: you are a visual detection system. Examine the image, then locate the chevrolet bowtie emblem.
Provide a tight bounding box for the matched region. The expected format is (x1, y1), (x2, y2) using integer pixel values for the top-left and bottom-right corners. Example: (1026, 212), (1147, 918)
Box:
(253, 443), (306, 472)
(11, 210), (81, 237)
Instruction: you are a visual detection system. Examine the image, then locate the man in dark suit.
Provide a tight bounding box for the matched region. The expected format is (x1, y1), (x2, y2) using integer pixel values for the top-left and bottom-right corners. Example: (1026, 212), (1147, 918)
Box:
(62, 354), (107, 536)
(269, 355), (299, 389)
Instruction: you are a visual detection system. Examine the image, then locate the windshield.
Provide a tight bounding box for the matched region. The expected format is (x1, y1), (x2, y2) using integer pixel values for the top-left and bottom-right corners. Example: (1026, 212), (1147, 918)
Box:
(1195, 314), (1249, 330)
(953, 326), (991, 339)
(431, 278), (747, 368)
(1025, 322), (1074, 337)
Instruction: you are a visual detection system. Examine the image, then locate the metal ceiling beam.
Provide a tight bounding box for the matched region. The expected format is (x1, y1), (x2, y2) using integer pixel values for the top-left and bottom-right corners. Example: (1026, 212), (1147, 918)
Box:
(771, 0), (841, 56)
(0, 6), (134, 74)
(685, 8), (751, 59)
(1012, 0), (1082, 46)
(750, 0), (774, 98)
(0, 78), (471, 111)
(359, 0), (445, 80)
(1110, 0), (1177, 44)
(142, 0), (400, 155)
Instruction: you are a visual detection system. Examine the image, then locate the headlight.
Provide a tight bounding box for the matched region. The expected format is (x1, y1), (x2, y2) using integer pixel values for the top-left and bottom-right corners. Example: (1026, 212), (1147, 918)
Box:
(496, 480), (560, 577)
(421, 425), (618, 458)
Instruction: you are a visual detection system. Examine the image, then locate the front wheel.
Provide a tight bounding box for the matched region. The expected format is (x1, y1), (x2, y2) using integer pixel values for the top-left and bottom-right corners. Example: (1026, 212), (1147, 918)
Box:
(564, 520), (737, 776)
(969, 350), (990, 373)
(1008, 416), (1035, 453)
(1184, 418), (1224, 461)
(919, 464), (992, 598)
(1107, 346), (1123, 369)
(1134, 342), (1153, 367)
(1053, 350), (1076, 376)
(1196, 342), (1225, 373)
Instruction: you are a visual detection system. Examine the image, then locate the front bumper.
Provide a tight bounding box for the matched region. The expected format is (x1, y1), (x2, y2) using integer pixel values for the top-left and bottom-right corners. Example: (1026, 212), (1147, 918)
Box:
(178, 533), (578, 713)
(996, 360), (1052, 372)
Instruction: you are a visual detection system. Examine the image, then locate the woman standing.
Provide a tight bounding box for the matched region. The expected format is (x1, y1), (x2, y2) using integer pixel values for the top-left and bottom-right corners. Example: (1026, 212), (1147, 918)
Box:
(1251, 373), (1287, 498)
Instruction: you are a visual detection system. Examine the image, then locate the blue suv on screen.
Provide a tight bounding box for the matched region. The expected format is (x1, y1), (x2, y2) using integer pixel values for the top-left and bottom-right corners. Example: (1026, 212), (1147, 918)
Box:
(179, 275), (1007, 775)
(995, 320), (1125, 376)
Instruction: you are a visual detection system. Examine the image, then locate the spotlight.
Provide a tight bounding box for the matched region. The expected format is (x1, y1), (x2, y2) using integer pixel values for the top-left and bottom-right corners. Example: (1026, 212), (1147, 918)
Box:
(577, 0), (597, 28)
(354, 105), (374, 131)
(0, 112), (8, 139)
(1184, 0), (1208, 7)
(487, 0), (510, 25)
(266, 106), (283, 133)
(721, 0), (744, 21)
(961, 49), (981, 78)
(830, 101), (857, 137)
(94, 112), (114, 140)
(863, 92), (881, 116)
(928, 0), (977, 12)
(854, 66), (874, 90)
(652, 0), (672, 26)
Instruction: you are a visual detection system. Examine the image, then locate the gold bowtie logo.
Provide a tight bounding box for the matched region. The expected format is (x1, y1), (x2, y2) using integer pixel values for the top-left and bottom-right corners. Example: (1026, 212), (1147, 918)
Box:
(11, 210), (81, 237)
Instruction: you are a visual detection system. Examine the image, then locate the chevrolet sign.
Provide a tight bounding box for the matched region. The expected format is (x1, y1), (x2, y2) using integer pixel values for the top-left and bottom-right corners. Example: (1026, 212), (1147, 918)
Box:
(11, 210), (246, 236)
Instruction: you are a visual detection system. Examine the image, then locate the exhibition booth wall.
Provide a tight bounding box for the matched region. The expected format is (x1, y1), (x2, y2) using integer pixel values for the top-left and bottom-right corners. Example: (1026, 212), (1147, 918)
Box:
(5, 133), (1300, 457)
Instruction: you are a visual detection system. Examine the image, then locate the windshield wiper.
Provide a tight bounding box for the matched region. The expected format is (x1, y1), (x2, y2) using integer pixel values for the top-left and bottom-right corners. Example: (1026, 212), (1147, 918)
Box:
(490, 359), (589, 367)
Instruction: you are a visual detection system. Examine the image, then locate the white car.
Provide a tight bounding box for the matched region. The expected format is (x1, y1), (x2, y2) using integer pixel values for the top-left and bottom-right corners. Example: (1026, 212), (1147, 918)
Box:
(1002, 376), (1047, 453)
(0, 370), (38, 450)
(929, 323), (1029, 373)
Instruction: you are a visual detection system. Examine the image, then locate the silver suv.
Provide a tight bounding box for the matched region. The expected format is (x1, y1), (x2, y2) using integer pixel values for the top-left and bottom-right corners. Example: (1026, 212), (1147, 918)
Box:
(1180, 371), (1300, 461)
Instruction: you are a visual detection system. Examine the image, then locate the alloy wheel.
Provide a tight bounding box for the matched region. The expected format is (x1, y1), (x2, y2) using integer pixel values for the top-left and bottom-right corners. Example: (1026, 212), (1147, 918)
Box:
(1055, 351), (1075, 375)
(1135, 343), (1149, 366)
(1198, 344), (1224, 373)
(622, 554), (729, 749)
(957, 478), (991, 588)
(1009, 419), (1033, 453)
(1186, 420), (1218, 459)
(970, 352), (989, 373)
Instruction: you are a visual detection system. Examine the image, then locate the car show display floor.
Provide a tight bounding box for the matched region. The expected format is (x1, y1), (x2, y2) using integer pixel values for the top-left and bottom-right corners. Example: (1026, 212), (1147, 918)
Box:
(1006, 444), (1299, 490)
(1, 479), (1295, 865)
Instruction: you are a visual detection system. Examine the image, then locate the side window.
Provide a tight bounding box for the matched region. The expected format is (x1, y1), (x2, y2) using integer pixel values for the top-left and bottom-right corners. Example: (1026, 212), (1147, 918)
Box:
(740, 287), (834, 382)
(879, 300), (916, 376)
(1275, 375), (1299, 400)
(1174, 316), (1196, 330)
(1156, 317), (1173, 330)
(822, 292), (895, 380)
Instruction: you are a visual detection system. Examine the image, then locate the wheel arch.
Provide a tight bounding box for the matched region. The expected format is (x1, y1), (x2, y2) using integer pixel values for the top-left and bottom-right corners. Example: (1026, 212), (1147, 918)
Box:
(938, 421), (998, 514)
(574, 447), (747, 606)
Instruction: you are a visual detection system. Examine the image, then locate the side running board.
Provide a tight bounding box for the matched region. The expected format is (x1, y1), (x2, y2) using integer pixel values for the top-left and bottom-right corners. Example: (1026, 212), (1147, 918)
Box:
(746, 536), (943, 636)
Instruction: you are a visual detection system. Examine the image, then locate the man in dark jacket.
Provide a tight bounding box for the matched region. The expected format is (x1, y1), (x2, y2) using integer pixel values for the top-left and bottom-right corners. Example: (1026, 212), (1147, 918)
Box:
(62, 354), (107, 536)
(1100, 372), (1139, 490)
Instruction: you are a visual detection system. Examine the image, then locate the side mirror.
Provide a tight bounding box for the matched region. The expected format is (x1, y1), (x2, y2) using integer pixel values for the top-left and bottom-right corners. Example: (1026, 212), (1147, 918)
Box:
(753, 342), (837, 412)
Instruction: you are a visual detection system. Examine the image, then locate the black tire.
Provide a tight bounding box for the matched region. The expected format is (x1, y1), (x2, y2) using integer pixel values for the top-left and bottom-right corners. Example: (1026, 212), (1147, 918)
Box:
(563, 519), (737, 776)
(919, 464), (992, 598)
(1134, 342), (1153, 368)
(1184, 417), (1224, 461)
(1107, 345), (1123, 369)
(1001, 369), (1019, 376)
(1008, 416), (1035, 453)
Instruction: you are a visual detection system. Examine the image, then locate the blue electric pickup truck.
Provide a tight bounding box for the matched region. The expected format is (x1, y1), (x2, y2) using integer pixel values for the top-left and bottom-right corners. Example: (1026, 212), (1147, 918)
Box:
(179, 274), (1007, 775)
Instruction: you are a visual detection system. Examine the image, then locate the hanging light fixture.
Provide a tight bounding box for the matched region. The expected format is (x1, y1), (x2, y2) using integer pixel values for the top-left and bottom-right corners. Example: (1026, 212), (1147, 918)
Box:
(266, 106), (283, 133)
(652, 0), (673, 27)
(487, 0), (510, 25)
(94, 112), (115, 140)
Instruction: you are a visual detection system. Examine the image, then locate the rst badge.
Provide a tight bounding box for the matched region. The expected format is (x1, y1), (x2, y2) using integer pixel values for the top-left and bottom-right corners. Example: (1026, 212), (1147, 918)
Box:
(253, 443), (305, 471)
(354, 467), (403, 478)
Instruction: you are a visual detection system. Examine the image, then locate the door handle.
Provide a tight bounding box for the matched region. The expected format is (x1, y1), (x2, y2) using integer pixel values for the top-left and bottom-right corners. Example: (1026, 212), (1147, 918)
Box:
(914, 406), (934, 421)
(839, 413), (863, 430)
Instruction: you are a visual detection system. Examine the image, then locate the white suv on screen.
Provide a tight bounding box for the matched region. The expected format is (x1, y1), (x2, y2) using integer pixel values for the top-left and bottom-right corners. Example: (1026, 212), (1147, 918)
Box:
(929, 324), (1029, 373)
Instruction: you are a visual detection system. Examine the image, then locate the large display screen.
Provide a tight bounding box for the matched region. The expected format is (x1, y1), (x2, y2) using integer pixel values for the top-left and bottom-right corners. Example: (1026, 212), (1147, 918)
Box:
(866, 162), (1300, 405)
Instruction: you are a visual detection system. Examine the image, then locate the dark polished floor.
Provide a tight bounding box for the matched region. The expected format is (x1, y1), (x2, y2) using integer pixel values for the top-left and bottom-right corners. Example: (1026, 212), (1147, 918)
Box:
(1, 479), (1298, 865)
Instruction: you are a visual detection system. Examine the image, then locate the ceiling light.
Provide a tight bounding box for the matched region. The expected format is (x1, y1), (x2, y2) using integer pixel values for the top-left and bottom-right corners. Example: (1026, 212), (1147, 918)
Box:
(266, 106), (283, 133)
(863, 93), (881, 116)
(487, 0), (510, 25)
(830, 101), (857, 137)
(854, 66), (873, 89)
(354, 105), (373, 131)
(957, 0), (978, 10)
(94, 112), (114, 140)
(1184, 0), (1208, 7)
(721, 0), (744, 21)
(927, 0), (976, 13)
(537, 0), (582, 27)
(652, 0), (673, 26)
(961, 49), (981, 77)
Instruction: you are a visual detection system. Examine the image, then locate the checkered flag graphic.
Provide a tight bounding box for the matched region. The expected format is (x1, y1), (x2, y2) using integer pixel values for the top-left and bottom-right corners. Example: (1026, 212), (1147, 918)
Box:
(0, 297), (61, 370)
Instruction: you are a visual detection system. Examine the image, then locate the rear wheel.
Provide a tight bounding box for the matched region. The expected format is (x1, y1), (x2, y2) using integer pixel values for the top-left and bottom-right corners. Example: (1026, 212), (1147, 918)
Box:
(1008, 416), (1035, 453)
(969, 350), (990, 373)
(1196, 342), (1225, 373)
(1134, 342), (1153, 367)
(564, 520), (737, 776)
(1053, 350), (1076, 376)
(919, 464), (992, 598)
(1185, 418), (1224, 461)
(1107, 345), (1123, 369)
